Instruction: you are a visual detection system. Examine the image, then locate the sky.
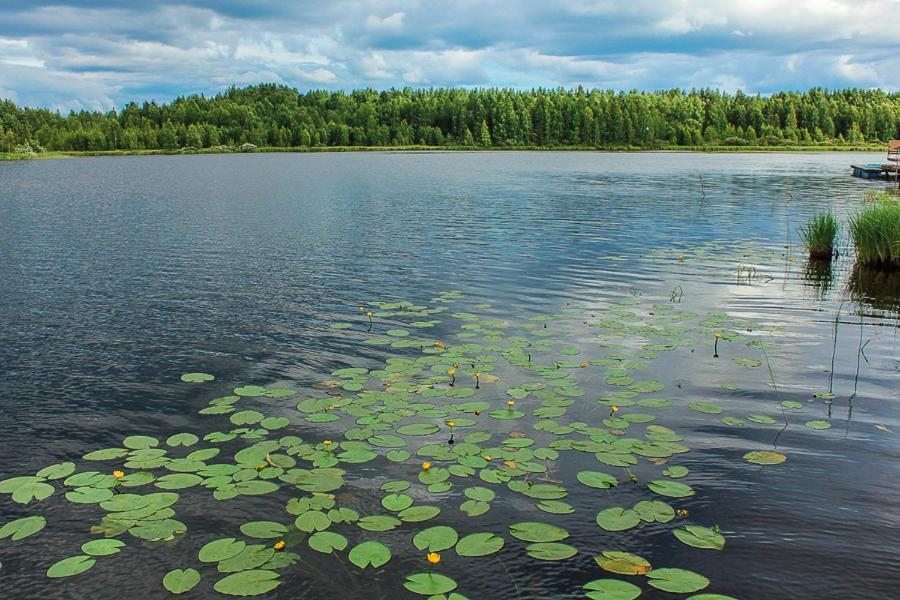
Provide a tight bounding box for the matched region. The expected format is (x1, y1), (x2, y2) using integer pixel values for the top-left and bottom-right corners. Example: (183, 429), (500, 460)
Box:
(1, 0), (899, 111)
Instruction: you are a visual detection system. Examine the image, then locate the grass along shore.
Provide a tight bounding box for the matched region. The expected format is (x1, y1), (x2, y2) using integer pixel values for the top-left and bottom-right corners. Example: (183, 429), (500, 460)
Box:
(0, 142), (889, 161)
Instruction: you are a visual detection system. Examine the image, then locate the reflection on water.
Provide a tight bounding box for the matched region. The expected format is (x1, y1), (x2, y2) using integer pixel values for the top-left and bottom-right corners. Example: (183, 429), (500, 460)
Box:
(0, 152), (899, 600)
(849, 264), (900, 314)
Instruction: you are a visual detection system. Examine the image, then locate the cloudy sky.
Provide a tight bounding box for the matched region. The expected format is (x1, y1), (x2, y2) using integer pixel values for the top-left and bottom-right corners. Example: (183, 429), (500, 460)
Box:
(1, 0), (899, 111)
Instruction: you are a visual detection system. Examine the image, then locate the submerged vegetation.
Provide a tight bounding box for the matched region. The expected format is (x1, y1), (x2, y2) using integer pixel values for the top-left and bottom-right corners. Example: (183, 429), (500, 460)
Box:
(799, 212), (840, 259)
(849, 192), (900, 268)
(1, 85), (898, 153)
(0, 285), (840, 598)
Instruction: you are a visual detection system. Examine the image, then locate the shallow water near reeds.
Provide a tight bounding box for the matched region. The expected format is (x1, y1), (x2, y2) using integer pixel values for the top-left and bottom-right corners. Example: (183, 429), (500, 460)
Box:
(0, 151), (898, 599)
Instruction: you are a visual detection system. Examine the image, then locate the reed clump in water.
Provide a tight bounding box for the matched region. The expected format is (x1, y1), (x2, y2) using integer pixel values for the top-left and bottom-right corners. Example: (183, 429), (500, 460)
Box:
(799, 211), (839, 260)
(849, 193), (900, 269)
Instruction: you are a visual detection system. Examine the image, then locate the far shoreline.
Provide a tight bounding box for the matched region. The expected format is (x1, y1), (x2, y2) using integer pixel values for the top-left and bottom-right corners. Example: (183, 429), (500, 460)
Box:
(0, 143), (888, 161)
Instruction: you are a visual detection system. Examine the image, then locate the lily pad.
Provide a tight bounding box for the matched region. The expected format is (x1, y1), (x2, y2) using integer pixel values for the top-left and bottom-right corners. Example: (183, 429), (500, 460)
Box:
(646, 568), (710, 593)
(348, 540), (391, 568)
(181, 372), (215, 383)
(509, 522), (568, 543)
(595, 550), (651, 575)
(199, 538), (246, 563)
(674, 525), (725, 550)
(308, 531), (348, 553)
(403, 572), (458, 596)
(413, 526), (459, 552)
(596, 507), (641, 532)
(0, 515), (46, 541)
(743, 450), (786, 465)
(577, 471), (618, 489)
(648, 480), (695, 498)
(164, 568), (201, 594)
(47, 555), (95, 578)
(81, 539), (125, 556)
(526, 542), (577, 560)
(214, 570), (281, 596)
(455, 532), (504, 557)
(584, 579), (642, 600)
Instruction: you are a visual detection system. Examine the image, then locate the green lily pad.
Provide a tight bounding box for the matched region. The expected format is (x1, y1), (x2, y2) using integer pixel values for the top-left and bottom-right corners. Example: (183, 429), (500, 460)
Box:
(689, 403), (721, 414)
(381, 493), (414, 512)
(805, 420), (831, 430)
(47, 555), (96, 578)
(36, 462), (76, 480)
(662, 465), (689, 478)
(463, 487), (496, 502)
(403, 572), (458, 596)
(123, 435), (159, 450)
(181, 372), (215, 383)
(398, 505), (441, 522)
(596, 507), (641, 532)
(413, 526), (459, 552)
(509, 522), (568, 543)
(743, 450), (786, 465)
(0, 515), (46, 541)
(65, 486), (113, 504)
(199, 538), (246, 563)
(577, 471), (618, 489)
(648, 480), (695, 498)
(357, 515), (401, 532)
(747, 415), (777, 425)
(234, 386), (268, 397)
(166, 433), (199, 447)
(455, 532), (504, 556)
(348, 540), (391, 568)
(537, 500), (575, 515)
(217, 545), (275, 573)
(526, 542), (578, 560)
(647, 568), (710, 593)
(308, 531), (348, 554)
(584, 578), (642, 600)
(633, 500), (674, 523)
(240, 521), (288, 539)
(164, 568), (201, 594)
(81, 539), (125, 556)
(214, 569), (281, 596)
(674, 525), (725, 550)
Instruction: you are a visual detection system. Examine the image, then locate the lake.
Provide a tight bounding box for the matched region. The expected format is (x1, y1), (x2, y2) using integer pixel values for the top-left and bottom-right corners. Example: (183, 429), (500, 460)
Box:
(0, 151), (898, 599)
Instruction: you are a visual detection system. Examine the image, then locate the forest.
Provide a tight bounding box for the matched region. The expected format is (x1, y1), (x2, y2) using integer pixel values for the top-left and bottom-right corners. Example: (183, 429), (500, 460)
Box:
(1, 85), (898, 153)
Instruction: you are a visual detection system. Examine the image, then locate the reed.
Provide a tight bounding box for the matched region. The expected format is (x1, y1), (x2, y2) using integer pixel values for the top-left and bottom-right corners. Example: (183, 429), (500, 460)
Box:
(799, 211), (839, 259)
(849, 193), (900, 268)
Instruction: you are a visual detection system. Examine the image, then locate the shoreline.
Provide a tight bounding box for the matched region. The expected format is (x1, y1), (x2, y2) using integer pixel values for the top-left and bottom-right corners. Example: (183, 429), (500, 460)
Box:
(0, 143), (887, 161)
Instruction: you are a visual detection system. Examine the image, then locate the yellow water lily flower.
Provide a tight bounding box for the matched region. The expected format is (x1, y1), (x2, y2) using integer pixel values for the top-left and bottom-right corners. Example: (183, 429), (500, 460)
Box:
(446, 421), (455, 428)
(112, 470), (124, 479)
(427, 552), (441, 565)
(274, 540), (286, 551)
(422, 461), (432, 470)
(482, 455), (492, 461)
(610, 405), (620, 414)
(677, 509), (689, 517)
(366, 311), (373, 317)
(714, 332), (722, 338)
(506, 400), (515, 407)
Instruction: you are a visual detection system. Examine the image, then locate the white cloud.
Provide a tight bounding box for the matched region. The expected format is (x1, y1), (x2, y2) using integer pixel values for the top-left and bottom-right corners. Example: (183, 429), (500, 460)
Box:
(365, 12), (406, 34)
(0, 38), (45, 68)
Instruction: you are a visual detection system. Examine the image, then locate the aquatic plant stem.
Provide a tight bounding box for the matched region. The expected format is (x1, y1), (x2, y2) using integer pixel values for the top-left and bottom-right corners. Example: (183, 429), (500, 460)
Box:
(760, 347), (790, 448)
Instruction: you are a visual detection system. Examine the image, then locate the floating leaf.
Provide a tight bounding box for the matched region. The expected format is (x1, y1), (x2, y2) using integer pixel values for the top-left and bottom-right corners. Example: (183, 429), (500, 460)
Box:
(166, 433), (199, 447)
(646, 568), (710, 593)
(81, 539), (125, 556)
(240, 521), (288, 539)
(526, 542), (577, 560)
(181, 372), (214, 383)
(413, 526), (459, 552)
(348, 540), (391, 568)
(577, 471), (618, 489)
(217, 545), (275, 573)
(674, 525), (725, 550)
(596, 507), (641, 532)
(537, 500), (575, 515)
(743, 451), (786, 465)
(0, 515), (46, 541)
(156, 473), (203, 490)
(805, 420), (831, 430)
(36, 462), (76, 480)
(584, 578), (642, 600)
(308, 531), (348, 554)
(633, 500), (675, 523)
(123, 435), (159, 450)
(199, 538), (246, 563)
(463, 487), (496, 502)
(399, 505), (441, 523)
(403, 572), (458, 596)
(648, 480), (695, 498)
(47, 555), (95, 578)
(214, 570), (280, 596)
(663, 465), (689, 479)
(595, 551), (651, 575)
(164, 568), (201, 594)
(381, 493), (414, 512)
(747, 415), (776, 425)
(509, 522), (568, 543)
(357, 515), (401, 532)
(455, 532), (505, 557)
(689, 403), (721, 414)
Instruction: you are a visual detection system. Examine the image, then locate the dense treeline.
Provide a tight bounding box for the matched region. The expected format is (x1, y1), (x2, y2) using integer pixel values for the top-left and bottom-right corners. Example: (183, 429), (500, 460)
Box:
(1, 85), (899, 152)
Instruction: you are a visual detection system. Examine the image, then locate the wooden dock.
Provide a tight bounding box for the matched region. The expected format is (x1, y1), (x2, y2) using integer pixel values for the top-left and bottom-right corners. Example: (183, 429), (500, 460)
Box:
(850, 163), (898, 180)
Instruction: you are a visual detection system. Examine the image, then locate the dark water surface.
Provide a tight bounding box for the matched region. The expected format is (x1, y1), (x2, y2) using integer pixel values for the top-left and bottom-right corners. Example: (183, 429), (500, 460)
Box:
(1, 152), (898, 599)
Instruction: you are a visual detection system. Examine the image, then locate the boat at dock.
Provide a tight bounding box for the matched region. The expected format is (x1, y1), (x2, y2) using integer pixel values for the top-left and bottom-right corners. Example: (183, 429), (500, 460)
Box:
(851, 140), (900, 181)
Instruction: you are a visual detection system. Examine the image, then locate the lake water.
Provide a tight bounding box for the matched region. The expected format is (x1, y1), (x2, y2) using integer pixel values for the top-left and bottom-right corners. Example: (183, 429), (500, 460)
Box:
(0, 152), (898, 599)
